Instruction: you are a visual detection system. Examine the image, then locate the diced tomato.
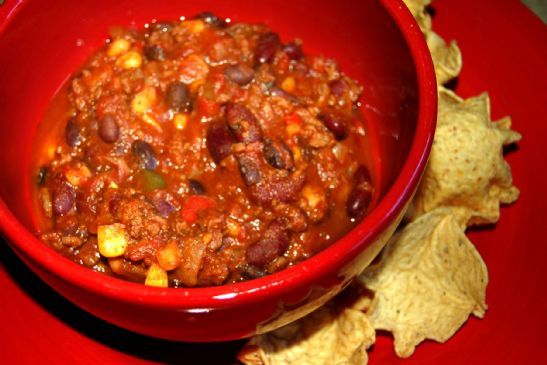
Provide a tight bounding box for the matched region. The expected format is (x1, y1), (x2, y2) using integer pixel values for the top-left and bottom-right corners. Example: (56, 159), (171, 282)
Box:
(181, 195), (216, 224)
(283, 112), (303, 126)
(197, 95), (220, 117)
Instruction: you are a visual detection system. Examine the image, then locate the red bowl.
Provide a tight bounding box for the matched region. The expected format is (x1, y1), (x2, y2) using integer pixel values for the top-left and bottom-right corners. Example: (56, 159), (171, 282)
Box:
(0, 0), (436, 341)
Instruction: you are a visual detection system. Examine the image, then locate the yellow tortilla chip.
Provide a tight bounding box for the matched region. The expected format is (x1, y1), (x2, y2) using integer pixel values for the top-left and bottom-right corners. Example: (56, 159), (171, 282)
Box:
(408, 87), (521, 226)
(402, 0), (432, 32)
(238, 300), (375, 365)
(426, 31), (463, 85)
(404, 0), (462, 84)
(360, 208), (488, 358)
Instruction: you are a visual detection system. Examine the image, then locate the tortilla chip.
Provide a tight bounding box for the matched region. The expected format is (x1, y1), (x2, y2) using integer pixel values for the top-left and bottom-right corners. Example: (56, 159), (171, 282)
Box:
(238, 300), (375, 365)
(360, 208), (488, 358)
(402, 0), (432, 32)
(403, 0), (462, 84)
(408, 87), (521, 226)
(427, 31), (463, 85)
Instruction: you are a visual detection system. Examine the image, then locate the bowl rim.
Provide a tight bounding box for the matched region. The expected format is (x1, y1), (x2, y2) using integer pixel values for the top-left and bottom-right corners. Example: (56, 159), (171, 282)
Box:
(0, 0), (437, 309)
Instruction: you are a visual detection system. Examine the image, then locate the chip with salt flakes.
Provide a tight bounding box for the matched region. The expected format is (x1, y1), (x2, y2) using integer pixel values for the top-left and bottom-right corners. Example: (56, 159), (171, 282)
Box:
(408, 87), (521, 226)
(238, 299), (375, 365)
(359, 208), (488, 358)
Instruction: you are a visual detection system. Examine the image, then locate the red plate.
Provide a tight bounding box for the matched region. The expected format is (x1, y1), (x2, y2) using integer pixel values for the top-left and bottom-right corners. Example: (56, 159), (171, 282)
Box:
(1, 0), (546, 363)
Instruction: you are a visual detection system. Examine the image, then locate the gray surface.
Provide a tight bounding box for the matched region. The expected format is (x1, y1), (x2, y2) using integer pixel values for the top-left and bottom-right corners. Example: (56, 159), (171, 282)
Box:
(523, 0), (547, 23)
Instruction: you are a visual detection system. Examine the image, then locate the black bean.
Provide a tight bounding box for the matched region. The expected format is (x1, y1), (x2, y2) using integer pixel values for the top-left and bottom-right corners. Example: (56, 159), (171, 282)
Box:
(53, 184), (76, 216)
(346, 187), (372, 218)
(225, 103), (262, 143)
(254, 32), (280, 64)
(194, 12), (226, 28)
(131, 140), (158, 170)
(245, 220), (288, 268)
(166, 81), (192, 112)
(144, 44), (165, 61)
(224, 64), (255, 85)
(188, 179), (205, 195)
(329, 79), (346, 97)
(206, 120), (234, 163)
(36, 166), (47, 186)
(65, 118), (81, 147)
(238, 154), (262, 186)
(150, 191), (176, 217)
(283, 42), (303, 60)
(319, 113), (347, 140)
(98, 114), (120, 143)
(263, 140), (293, 170)
(353, 165), (372, 187)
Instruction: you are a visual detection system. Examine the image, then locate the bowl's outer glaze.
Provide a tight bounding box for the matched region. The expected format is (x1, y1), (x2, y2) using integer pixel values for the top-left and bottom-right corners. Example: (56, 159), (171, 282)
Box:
(0, 0), (436, 341)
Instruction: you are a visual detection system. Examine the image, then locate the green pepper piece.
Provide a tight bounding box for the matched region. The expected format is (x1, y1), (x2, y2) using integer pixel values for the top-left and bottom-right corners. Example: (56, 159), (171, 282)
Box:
(139, 170), (166, 192)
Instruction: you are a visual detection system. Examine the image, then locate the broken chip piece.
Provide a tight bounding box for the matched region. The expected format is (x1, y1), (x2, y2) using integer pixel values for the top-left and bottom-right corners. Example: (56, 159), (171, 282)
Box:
(239, 300), (375, 365)
(408, 87), (522, 226)
(360, 208), (488, 358)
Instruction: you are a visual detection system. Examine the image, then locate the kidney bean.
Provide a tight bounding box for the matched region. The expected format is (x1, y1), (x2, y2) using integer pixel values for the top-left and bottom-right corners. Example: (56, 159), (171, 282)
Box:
(53, 183), (76, 216)
(329, 79), (346, 97)
(245, 219), (288, 268)
(132, 140), (158, 170)
(166, 81), (192, 112)
(319, 113), (347, 140)
(353, 164), (372, 187)
(251, 171), (305, 204)
(225, 103), (262, 143)
(144, 44), (165, 61)
(283, 42), (303, 60)
(346, 186), (372, 218)
(188, 179), (205, 194)
(65, 118), (81, 147)
(224, 64), (255, 85)
(76, 240), (100, 267)
(98, 114), (120, 143)
(195, 12), (226, 28)
(270, 86), (300, 104)
(263, 140), (294, 170)
(254, 32), (280, 64)
(238, 154), (262, 185)
(206, 120), (234, 163)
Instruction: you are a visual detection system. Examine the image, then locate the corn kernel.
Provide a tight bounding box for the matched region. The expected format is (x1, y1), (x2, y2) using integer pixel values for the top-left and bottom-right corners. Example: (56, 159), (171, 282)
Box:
(173, 113), (188, 130)
(65, 164), (92, 187)
(107, 38), (131, 57)
(156, 241), (181, 271)
(226, 219), (241, 237)
(131, 87), (157, 114)
(183, 19), (205, 33)
(97, 223), (127, 257)
(142, 113), (162, 132)
(203, 233), (213, 245)
(116, 50), (142, 69)
(281, 76), (296, 93)
(302, 185), (325, 209)
(292, 146), (302, 162)
(286, 123), (301, 137)
(145, 263), (168, 287)
(108, 181), (119, 189)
